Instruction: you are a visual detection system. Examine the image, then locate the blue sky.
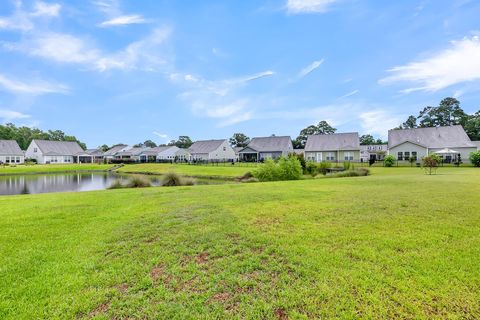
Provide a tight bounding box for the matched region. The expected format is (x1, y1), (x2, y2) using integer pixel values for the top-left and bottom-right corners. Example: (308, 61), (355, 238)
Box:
(1, 0), (480, 148)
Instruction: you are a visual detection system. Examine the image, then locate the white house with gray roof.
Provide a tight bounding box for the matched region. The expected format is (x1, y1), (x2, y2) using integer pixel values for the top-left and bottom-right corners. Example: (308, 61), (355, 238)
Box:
(305, 132), (360, 162)
(388, 125), (477, 163)
(0, 140), (24, 164)
(360, 144), (388, 162)
(238, 136), (293, 162)
(25, 140), (86, 164)
(188, 139), (235, 161)
(103, 144), (130, 160)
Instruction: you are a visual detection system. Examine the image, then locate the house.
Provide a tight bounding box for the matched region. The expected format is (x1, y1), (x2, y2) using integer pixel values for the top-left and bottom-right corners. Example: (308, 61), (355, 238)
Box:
(238, 136), (293, 162)
(474, 141), (480, 150)
(233, 147), (243, 161)
(114, 147), (148, 162)
(305, 132), (360, 162)
(388, 125), (478, 163)
(25, 140), (86, 164)
(0, 140), (25, 164)
(188, 139), (236, 161)
(85, 149), (104, 163)
(138, 146), (190, 162)
(103, 144), (130, 160)
(360, 144), (388, 162)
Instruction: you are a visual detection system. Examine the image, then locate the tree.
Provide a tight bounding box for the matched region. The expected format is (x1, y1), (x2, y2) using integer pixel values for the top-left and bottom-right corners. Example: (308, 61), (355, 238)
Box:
(175, 136), (193, 148)
(402, 115), (418, 129)
(99, 144), (110, 152)
(464, 112), (480, 141)
(293, 121), (337, 149)
(470, 151), (480, 167)
(229, 133), (250, 148)
(422, 154), (441, 175)
(383, 155), (395, 167)
(143, 140), (157, 148)
(359, 134), (375, 145)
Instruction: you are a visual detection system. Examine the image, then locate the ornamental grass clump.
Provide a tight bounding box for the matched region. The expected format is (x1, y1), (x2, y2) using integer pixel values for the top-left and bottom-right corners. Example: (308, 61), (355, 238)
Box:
(162, 172), (197, 187)
(127, 176), (152, 188)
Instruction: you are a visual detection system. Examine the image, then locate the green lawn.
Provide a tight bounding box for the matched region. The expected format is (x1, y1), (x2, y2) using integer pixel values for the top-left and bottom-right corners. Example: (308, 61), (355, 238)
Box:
(0, 163), (114, 175)
(1, 167), (479, 319)
(118, 163), (255, 178)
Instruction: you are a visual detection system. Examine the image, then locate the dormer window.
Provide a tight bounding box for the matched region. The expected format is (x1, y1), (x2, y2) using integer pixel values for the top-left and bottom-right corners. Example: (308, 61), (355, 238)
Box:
(34, 148), (37, 152)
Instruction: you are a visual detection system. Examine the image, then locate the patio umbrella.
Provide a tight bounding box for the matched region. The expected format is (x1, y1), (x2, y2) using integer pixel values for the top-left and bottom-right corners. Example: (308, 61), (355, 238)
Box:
(434, 148), (459, 154)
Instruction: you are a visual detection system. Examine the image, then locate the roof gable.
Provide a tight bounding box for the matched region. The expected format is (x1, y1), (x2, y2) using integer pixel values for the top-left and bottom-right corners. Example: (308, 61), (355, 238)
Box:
(388, 126), (475, 149)
(189, 139), (226, 154)
(0, 140), (23, 155)
(245, 136), (293, 152)
(33, 140), (83, 156)
(305, 133), (360, 151)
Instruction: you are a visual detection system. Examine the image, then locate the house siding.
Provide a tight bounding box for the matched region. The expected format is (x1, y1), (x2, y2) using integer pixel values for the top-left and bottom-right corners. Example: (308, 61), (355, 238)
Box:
(0, 155), (24, 164)
(207, 140), (236, 160)
(25, 140), (44, 164)
(429, 147), (477, 164)
(388, 142), (427, 161)
(305, 150), (360, 162)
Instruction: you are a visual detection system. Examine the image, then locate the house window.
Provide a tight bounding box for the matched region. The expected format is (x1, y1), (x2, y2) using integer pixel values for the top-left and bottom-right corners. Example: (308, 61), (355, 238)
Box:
(16, 157), (20, 163)
(404, 152), (410, 160)
(5, 156), (10, 163)
(326, 152), (335, 161)
(412, 152), (417, 161)
(34, 148), (37, 152)
(64, 156), (71, 163)
(397, 152), (403, 161)
(223, 147), (226, 151)
(344, 152), (353, 161)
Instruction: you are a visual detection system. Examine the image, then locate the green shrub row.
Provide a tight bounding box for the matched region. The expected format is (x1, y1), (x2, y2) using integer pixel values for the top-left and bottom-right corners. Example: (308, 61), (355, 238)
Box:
(252, 157), (303, 181)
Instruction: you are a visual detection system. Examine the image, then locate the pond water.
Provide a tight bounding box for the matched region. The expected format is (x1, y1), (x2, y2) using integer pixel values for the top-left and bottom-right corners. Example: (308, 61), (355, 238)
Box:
(0, 172), (228, 195)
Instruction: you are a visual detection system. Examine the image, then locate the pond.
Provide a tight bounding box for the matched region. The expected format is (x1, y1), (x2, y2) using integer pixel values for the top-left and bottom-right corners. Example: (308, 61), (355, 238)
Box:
(0, 172), (229, 195)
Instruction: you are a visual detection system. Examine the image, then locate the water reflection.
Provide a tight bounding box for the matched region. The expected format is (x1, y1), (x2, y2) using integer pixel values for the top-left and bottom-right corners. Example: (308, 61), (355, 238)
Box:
(0, 173), (159, 195)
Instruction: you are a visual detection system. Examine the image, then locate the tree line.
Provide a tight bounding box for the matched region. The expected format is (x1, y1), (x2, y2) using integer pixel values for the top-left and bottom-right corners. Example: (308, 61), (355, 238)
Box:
(0, 123), (87, 150)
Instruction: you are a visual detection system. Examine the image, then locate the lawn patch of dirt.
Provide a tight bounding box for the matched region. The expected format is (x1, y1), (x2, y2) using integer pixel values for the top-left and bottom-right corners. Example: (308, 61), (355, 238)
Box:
(195, 252), (210, 264)
(274, 308), (288, 320)
(89, 302), (110, 318)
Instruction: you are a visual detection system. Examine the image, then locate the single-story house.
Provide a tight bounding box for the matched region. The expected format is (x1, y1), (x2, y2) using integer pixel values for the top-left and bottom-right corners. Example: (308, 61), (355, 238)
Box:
(25, 140), (86, 164)
(0, 140), (25, 164)
(188, 139), (236, 161)
(114, 147), (148, 161)
(238, 136), (293, 162)
(305, 132), (361, 162)
(85, 149), (104, 163)
(360, 144), (388, 162)
(388, 125), (477, 163)
(137, 146), (190, 162)
(233, 147), (243, 161)
(103, 144), (130, 160)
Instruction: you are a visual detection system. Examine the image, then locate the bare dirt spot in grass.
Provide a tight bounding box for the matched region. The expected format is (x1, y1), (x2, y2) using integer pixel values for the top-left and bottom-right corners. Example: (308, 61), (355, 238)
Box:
(195, 252), (210, 264)
(274, 308), (288, 320)
(89, 302), (109, 318)
(114, 283), (129, 294)
(211, 292), (231, 302)
(253, 217), (281, 227)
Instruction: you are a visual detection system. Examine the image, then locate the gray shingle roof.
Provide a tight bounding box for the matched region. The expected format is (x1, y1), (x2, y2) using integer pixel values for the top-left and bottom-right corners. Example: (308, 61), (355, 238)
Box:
(103, 144), (128, 156)
(242, 136), (293, 153)
(189, 139), (226, 154)
(140, 146), (173, 156)
(86, 149), (104, 156)
(34, 140), (84, 156)
(388, 126), (475, 148)
(116, 147), (147, 156)
(305, 133), (360, 151)
(0, 140), (23, 156)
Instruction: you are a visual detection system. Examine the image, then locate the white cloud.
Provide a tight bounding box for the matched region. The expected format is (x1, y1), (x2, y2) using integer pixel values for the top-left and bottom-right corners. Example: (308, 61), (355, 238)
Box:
(176, 70), (274, 127)
(380, 36), (480, 92)
(3, 27), (172, 72)
(0, 1), (60, 31)
(295, 59), (324, 80)
(359, 110), (402, 139)
(338, 89), (359, 99)
(286, 0), (339, 14)
(99, 14), (147, 27)
(94, 0), (148, 27)
(31, 1), (61, 17)
(0, 73), (69, 95)
(0, 109), (31, 122)
(152, 131), (169, 141)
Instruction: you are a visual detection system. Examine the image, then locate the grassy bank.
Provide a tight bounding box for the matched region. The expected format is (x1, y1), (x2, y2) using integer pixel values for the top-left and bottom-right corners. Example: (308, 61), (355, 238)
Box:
(117, 163), (253, 178)
(0, 164), (115, 175)
(1, 167), (479, 318)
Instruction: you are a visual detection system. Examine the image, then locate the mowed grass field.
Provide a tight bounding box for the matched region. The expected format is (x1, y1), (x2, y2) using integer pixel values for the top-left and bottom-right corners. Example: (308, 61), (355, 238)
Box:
(0, 163), (114, 175)
(1, 167), (480, 319)
(118, 163), (256, 178)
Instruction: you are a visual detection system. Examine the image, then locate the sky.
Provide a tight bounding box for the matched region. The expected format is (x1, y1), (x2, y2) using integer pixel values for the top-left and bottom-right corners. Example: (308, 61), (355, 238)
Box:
(1, 0), (480, 148)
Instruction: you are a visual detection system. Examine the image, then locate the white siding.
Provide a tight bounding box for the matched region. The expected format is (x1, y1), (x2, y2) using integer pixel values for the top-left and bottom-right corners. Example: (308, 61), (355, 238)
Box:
(208, 140), (236, 160)
(0, 155), (24, 164)
(25, 140), (45, 164)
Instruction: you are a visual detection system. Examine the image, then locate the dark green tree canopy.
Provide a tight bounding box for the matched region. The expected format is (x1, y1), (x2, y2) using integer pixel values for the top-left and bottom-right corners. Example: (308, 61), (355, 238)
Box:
(398, 97), (479, 140)
(0, 123), (87, 150)
(143, 140), (157, 148)
(293, 121), (336, 149)
(174, 136), (193, 148)
(359, 134), (385, 145)
(229, 133), (250, 148)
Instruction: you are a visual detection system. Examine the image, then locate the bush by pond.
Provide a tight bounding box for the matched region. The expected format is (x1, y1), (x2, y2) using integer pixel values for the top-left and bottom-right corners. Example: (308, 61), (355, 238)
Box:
(162, 172), (196, 187)
(252, 157), (303, 182)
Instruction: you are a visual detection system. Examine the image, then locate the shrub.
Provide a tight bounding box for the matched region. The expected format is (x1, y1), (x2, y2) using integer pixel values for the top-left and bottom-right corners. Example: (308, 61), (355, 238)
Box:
(328, 168), (370, 178)
(162, 172), (183, 186)
(343, 161), (351, 171)
(305, 162), (318, 177)
(470, 151), (480, 167)
(422, 154), (440, 175)
(127, 176), (152, 188)
(384, 155), (395, 167)
(318, 161), (331, 175)
(289, 153), (306, 173)
(108, 179), (124, 189)
(253, 157), (302, 182)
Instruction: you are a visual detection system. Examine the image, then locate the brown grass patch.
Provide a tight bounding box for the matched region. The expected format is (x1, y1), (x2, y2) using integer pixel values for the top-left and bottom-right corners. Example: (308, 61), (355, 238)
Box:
(89, 302), (109, 318)
(195, 252), (210, 264)
(274, 308), (288, 320)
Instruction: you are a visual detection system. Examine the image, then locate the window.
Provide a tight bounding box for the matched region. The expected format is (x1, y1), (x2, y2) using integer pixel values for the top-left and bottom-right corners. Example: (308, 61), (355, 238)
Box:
(404, 152), (410, 160)
(326, 152), (335, 161)
(64, 156), (71, 163)
(223, 147), (226, 151)
(34, 148), (37, 152)
(344, 152), (353, 161)
(397, 152), (403, 161)
(412, 152), (417, 161)
(16, 157), (20, 163)
(5, 156), (10, 163)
